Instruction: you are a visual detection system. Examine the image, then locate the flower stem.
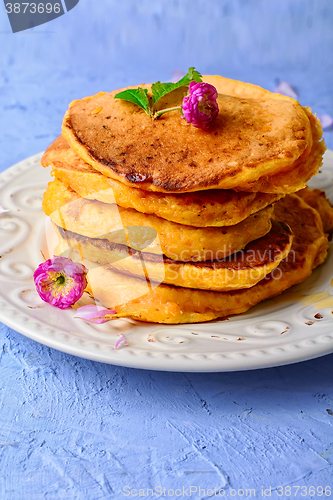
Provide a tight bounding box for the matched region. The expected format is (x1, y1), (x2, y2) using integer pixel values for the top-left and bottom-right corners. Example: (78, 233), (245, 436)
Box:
(153, 106), (181, 119)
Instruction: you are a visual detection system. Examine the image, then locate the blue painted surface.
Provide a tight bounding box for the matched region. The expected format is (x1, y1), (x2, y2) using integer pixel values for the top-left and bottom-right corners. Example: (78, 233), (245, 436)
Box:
(1, 1), (333, 498)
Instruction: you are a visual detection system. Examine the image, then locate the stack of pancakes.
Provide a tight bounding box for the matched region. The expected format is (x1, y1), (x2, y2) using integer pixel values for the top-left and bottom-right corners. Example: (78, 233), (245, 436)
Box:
(41, 75), (332, 324)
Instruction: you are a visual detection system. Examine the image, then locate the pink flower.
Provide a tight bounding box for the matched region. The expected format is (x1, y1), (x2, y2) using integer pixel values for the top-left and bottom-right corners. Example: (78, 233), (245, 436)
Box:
(0, 205), (9, 215)
(273, 81), (298, 99)
(74, 304), (116, 323)
(182, 81), (219, 129)
(318, 114), (333, 130)
(34, 256), (88, 309)
(115, 334), (128, 350)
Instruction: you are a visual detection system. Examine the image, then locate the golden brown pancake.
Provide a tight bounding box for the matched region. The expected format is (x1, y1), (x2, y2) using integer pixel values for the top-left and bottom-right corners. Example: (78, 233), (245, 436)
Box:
(42, 136), (284, 226)
(202, 76), (325, 193)
(56, 194), (328, 323)
(296, 187), (333, 233)
(43, 178), (274, 261)
(61, 79), (316, 193)
(55, 218), (293, 292)
(233, 107), (325, 193)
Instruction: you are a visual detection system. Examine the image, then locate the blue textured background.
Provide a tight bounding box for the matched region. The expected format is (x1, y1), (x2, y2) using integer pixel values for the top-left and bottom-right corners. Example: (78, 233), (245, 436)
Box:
(1, 1), (333, 498)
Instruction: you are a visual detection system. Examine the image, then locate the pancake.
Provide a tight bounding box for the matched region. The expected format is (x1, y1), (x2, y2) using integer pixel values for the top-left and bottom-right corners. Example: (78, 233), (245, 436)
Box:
(55, 218), (293, 292)
(61, 78), (316, 193)
(43, 178), (274, 261)
(232, 107), (325, 193)
(56, 194), (328, 323)
(296, 187), (333, 233)
(42, 136), (284, 227)
(198, 76), (325, 193)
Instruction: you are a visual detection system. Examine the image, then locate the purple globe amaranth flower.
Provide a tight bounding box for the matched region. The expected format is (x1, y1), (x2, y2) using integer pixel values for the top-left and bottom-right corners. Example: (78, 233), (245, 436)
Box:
(182, 81), (219, 129)
(34, 256), (88, 309)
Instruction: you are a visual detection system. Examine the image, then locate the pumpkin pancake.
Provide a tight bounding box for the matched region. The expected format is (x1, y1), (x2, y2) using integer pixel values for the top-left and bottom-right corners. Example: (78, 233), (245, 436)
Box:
(232, 107), (325, 193)
(55, 194), (328, 324)
(44, 179), (274, 261)
(42, 136), (284, 227)
(54, 218), (293, 291)
(61, 78), (316, 193)
(198, 76), (325, 193)
(296, 187), (333, 233)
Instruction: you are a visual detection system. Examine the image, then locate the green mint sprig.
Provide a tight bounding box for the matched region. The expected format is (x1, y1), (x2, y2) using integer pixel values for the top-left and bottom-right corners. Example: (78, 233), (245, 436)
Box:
(114, 87), (152, 117)
(114, 67), (202, 119)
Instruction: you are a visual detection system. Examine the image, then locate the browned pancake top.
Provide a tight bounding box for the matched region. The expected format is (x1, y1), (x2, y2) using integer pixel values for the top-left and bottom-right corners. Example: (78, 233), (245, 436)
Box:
(62, 82), (311, 192)
(42, 135), (282, 206)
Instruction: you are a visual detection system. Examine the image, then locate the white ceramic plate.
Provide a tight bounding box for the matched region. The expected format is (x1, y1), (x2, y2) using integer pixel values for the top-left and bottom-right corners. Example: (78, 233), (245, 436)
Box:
(0, 152), (333, 372)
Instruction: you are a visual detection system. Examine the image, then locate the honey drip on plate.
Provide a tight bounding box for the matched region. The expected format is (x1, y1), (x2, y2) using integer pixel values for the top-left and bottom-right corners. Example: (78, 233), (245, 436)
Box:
(302, 289), (333, 309)
(300, 278), (333, 309)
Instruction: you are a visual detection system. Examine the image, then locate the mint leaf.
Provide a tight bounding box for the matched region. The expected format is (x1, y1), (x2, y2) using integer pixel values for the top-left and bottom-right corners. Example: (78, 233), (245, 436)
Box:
(175, 67), (203, 87)
(114, 88), (152, 116)
(114, 68), (203, 118)
(151, 67), (202, 105)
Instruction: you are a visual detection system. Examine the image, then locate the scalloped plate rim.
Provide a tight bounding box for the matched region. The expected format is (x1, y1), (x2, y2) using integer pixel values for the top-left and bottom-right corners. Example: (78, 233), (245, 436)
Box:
(0, 151), (332, 372)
